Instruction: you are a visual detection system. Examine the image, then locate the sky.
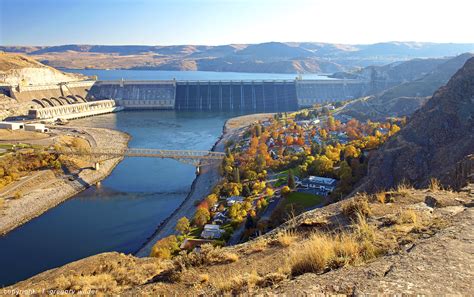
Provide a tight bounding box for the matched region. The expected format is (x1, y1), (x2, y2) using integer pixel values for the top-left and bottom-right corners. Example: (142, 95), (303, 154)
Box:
(0, 0), (473, 46)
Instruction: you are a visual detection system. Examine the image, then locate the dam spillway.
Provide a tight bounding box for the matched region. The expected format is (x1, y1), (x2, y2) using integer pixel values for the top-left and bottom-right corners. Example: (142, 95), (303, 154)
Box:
(4, 77), (373, 120)
(87, 79), (371, 112)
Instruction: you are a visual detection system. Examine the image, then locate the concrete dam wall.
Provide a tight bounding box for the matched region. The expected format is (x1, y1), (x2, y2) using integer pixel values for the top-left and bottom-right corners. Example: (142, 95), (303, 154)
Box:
(88, 79), (370, 111)
(5, 78), (372, 120)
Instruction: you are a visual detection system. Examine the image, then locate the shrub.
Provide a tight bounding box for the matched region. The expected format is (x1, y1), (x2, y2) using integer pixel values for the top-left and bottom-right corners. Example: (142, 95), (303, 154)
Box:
(0, 198), (4, 209)
(14, 191), (22, 200)
(341, 194), (371, 219)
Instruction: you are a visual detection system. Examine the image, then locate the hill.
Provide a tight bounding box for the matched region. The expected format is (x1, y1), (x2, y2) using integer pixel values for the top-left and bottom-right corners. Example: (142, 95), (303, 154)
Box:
(1, 42), (473, 73)
(8, 186), (473, 295)
(354, 57), (474, 192)
(0, 53), (86, 86)
(337, 53), (474, 120)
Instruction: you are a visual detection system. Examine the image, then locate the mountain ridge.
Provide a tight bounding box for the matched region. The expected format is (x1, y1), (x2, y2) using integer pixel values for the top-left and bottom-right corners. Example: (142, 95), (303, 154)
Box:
(2, 41), (473, 73)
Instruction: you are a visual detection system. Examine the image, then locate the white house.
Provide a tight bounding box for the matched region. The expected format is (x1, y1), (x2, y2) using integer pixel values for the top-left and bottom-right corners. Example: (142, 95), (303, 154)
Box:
(201, 224), (224, 239)
(300, 176), (337, 195)
(24, 123), (49, 133)
(0, 121), (24, 130)
(226, 196), (244, 206)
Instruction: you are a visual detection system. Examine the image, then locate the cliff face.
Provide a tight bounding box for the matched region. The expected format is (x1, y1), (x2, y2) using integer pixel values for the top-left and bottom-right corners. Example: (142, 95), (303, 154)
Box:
(337, 53), (474, 121)
(0, 53), (85, 86)
(356, 57), (474, 192)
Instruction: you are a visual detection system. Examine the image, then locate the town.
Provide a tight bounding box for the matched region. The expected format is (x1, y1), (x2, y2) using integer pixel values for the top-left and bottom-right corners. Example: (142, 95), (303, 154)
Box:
(150, 104), (404, 257)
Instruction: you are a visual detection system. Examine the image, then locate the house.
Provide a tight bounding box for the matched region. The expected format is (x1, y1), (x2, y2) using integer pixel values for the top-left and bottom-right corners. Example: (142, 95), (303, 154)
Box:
(180, 238), (215, 251)
(201, 224), (225, 239)
(270, 149), (279, 160)
(24, 123), (49, 133)
(300, 176), (337, 195)
(212, 212), (228, 225)
(226, 196), (244, 206)
(0, 121), (24, 130)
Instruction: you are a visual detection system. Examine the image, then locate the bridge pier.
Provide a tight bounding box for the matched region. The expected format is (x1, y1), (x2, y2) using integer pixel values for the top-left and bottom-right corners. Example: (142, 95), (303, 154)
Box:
(196, 166), (200, 175)
(94, 162), (100, 170)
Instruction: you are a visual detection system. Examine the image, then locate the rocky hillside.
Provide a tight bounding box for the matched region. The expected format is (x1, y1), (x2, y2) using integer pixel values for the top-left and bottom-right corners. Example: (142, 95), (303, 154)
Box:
(0, 53), (85, 86)
(354, 57), (474, 192)
(337, 53), (474, 121)
(2, 42), (473, 73)
(8, 186), (473, 295)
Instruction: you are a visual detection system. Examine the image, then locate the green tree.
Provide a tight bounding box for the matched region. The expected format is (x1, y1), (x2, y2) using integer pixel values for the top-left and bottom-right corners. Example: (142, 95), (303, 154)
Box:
(176, 217), (190, 235)
(287, 170), (296, 189)
(242, 184), (252, 197)
(233, 167), (240, 183)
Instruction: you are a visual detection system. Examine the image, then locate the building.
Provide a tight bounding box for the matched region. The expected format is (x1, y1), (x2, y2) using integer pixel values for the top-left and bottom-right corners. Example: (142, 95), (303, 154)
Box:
(226, 196), (244, 206)
(212, 212), (228, 225)
(24, 123), (49, 133)
(201, 224), (224, 239)
(300, 176), (337, 195)
(0, 121), (24, 130)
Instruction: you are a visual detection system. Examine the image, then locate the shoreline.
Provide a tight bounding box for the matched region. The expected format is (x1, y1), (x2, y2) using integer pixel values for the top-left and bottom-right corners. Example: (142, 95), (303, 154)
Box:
(135, 112), (273, 257)
(0, 127), (130, 235)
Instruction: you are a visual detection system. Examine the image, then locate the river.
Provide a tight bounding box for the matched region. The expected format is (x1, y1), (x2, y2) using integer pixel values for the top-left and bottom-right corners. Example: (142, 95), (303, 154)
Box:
(0, 111), (242, 286)
(0, 69), (322, 286)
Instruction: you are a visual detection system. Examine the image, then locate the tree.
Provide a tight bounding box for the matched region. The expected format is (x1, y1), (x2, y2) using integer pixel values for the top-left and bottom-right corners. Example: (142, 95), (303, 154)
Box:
(176, 217), (190, 235)
(344, 145), (360, 159)
(150, 235), (180, 259)
(311, 155), (334, 176)
(389, 124), (401, 136)
(242, 184), (252, 197)
(205, 194), (218, 207)
(287, 170), (296, 189)
(281, 186), (291, 196)
(255, 124), (262, 137)
(193, 207), (210, 227)
(233, 167), (241, 183)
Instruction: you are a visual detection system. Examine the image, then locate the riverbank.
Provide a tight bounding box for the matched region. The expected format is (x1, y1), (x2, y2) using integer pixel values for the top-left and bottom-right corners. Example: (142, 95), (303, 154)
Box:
(135, 113), (273, 257)
(0, 127), (129, 235)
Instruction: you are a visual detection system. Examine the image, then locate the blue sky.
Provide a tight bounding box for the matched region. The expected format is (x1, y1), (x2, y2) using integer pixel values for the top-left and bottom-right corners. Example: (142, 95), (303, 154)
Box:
(1, 0), (473, 46)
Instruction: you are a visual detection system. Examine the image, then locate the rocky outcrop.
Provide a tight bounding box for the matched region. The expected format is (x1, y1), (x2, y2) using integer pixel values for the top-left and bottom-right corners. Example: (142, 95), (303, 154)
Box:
(355, 57), (474, 192)
(0, 53), (85, 86)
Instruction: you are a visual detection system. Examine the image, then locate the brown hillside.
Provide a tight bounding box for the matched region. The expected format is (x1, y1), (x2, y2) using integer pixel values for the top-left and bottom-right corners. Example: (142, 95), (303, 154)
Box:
(355, 57), (474, 192)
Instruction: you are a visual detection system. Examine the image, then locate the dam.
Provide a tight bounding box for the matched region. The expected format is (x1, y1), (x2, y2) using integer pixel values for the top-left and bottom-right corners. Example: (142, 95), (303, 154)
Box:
(1, 76), (372, 120)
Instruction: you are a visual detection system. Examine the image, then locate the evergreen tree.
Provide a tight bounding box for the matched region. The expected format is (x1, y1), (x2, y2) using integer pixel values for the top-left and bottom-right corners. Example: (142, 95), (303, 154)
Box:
(233, 167), (240, 183)
(287, 170), (296, 189)
(242, 184), (251, 197)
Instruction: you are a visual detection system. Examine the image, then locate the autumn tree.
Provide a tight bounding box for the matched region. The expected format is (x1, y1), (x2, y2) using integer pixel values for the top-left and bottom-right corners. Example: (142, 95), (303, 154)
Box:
(176, 217), (190, 235)
(310, 155), (334, 176)
(150, 235), (180, 259)
(193, 207), (210, 227)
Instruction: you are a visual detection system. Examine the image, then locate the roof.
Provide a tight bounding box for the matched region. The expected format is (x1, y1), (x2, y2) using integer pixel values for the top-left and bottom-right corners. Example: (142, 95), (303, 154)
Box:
(306, 176), (337, 185)
(203, 224), (222, 231)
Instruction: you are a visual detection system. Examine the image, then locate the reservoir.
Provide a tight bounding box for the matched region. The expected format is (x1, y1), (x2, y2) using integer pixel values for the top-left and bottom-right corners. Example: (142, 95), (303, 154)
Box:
(0, 76), (250, 286)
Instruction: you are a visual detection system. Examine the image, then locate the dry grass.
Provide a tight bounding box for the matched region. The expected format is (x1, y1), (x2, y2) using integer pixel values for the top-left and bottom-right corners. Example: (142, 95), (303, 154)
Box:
(213, 270), (287, 293)
(429, 178), (442, 191)
(245, 240), (268, 254)
(53, 273), (117, 292)
(198, 274), (209, 283)
(374, 191), (393, 204)
(272, 230), (297, 247)
(341, 194), (371, 219)
(395, 181), (413, 196)
(176, 244), (239, 267)
(0, 197), (4, 209)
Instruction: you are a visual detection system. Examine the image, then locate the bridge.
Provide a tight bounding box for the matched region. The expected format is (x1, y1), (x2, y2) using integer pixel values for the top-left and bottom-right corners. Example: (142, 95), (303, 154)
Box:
(56, 147), (225, 166)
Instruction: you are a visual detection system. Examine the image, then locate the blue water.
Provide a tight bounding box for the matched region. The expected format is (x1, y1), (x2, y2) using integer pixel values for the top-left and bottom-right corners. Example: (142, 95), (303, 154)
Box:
(0, 110), (239, 286)
(64, 69), (335, 81)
